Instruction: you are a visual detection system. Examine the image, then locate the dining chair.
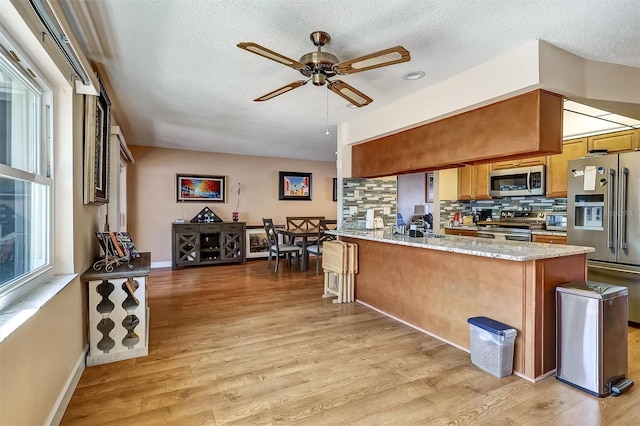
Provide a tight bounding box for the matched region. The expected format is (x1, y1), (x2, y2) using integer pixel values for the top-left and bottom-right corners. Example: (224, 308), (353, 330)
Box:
(306, 219), (337, 275)
(286, 216), (325, 245)
(262, 218), (301, 272)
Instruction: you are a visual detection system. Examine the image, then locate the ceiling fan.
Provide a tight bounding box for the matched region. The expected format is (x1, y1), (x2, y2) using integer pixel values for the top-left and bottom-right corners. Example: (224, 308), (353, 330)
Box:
(237, 31), (410, 108)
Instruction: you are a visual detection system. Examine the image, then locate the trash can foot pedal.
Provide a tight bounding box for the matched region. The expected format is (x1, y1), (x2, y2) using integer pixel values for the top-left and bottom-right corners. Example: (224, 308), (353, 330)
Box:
(610, 378), (634, 396)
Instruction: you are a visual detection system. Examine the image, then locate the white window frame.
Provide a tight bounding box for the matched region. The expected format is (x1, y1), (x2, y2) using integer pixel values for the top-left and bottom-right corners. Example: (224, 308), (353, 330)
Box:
(0, 32), (54, 312)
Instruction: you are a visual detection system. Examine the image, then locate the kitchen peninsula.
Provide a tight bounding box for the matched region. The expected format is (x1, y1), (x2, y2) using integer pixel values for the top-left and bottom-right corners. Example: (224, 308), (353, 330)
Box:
(329, 229), (594, 381)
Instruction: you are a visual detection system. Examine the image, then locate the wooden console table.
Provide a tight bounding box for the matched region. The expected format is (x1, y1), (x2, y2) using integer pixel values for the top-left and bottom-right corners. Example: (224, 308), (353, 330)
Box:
(81, 252), (151, 366)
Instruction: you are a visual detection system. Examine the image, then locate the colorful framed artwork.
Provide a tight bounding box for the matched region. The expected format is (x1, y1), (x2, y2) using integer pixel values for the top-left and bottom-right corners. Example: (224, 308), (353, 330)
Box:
(176, 174), (226, 202)
(278, 171), (312, 201)
(246, 225), (284, 258)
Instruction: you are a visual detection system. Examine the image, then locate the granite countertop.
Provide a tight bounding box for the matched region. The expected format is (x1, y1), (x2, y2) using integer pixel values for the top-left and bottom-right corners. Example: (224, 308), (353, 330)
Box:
(327, 229), (593, 262)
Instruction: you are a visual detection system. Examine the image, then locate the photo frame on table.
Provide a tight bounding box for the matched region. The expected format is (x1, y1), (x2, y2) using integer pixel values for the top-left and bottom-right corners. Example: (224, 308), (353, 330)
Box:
(83, 76), (111, 205)
(425, 172), (434, 203)
(177, 174), (226, 202)
(278, 171), (312, 201)
(246, 225), (284, 258)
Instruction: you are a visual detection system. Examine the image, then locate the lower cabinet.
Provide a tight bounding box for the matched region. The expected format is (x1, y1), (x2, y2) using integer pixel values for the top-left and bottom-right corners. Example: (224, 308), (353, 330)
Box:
(445, 228), (478, 237)
(173, 222), (246, 268)
(532, 234), (567, 245)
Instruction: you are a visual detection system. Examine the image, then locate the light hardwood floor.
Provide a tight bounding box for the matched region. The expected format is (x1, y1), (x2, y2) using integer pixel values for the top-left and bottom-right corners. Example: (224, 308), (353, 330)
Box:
(62, 259), (640, 425)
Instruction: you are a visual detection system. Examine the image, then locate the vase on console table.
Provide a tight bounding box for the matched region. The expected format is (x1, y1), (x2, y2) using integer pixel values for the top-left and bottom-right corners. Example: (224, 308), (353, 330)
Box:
(232, 211), (239, 222)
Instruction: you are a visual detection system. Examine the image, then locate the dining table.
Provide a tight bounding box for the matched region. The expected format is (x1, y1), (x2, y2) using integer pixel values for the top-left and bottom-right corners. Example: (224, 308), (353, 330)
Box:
(276, 228), (318, 272)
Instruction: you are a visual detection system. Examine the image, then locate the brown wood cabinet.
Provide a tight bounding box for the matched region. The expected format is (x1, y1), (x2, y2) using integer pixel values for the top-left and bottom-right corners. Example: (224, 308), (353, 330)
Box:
(172, 222), (246, 269)
(587, 129), (638, 153)
(457, 164), (491, 200)
(532, 234), (567, 244)
(491, 155), (546, 170)
(444, 228), (478, 237)
(545, 137), (588, 198)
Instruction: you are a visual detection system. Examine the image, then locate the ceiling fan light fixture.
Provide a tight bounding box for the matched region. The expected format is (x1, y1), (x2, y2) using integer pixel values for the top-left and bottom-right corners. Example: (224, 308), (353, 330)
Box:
(312, 72), (326, 86)
(403, 71), (425, 80)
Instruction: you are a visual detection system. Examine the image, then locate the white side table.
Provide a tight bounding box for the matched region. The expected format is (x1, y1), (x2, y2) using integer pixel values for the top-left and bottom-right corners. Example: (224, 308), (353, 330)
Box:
(81, 252), (151, 366)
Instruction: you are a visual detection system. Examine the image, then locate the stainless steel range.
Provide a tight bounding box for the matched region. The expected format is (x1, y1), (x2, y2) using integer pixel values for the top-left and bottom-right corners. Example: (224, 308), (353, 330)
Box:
(476, 210), (547, 242)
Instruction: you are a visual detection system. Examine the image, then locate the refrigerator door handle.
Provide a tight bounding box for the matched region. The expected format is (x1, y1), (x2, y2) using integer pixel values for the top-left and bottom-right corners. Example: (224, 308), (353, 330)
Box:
(607, 168), (615, 248)
(620, 166), (629, 250)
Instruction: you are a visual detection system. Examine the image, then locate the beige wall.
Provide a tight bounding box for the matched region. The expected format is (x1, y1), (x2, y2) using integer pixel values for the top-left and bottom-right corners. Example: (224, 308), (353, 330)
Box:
(0, 280), (85, 425)
(0, 2), (118, 423)
(128, 146), (337, 265)
(0, 88), (99, 426)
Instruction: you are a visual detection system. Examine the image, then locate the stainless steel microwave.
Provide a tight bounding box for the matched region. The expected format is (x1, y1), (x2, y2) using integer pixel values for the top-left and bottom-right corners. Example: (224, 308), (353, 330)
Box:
(489, 165), (545, 197)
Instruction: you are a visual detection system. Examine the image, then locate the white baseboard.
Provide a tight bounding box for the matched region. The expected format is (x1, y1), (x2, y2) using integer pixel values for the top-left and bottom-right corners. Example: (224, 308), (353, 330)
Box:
(46, 345), (87, 426)
(151, 261), (172, 269)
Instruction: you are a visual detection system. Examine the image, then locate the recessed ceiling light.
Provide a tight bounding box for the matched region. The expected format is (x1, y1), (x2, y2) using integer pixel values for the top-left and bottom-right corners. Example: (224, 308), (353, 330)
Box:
(403, 71), (425, 80)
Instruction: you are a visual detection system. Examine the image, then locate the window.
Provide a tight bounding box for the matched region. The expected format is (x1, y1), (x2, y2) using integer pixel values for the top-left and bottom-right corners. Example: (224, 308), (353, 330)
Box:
(0, 41), (53, 311)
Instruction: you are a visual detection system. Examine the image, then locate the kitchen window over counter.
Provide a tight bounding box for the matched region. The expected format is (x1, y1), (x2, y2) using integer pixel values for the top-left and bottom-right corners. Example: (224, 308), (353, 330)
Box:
(0, 36), (53, 311)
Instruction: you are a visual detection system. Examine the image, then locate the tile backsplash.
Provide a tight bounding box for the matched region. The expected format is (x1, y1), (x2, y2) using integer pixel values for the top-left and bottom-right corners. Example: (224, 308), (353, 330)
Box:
(439, 197), (567, 228)
(341, 178), (397, 229)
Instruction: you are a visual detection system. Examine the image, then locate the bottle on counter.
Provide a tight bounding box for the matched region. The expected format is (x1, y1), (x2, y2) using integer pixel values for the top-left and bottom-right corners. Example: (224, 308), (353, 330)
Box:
(453, 211), (460, 227)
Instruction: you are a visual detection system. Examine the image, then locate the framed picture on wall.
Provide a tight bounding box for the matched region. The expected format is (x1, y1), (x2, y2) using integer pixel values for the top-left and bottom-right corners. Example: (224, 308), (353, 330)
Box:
(278, 171), (312, 201)
(83, 76), (111, 204)
(176, 174), (226, 202)
(425, 172), (434, 203)
(246, 225), (284, 258)
(332, 177), (338, 202)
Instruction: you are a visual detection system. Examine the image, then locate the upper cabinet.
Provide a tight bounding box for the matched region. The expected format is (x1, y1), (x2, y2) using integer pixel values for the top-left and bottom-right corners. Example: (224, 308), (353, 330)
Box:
(491, 155), (546, 170)
(587, 129), (639, 153)
(458, 164), (491, 200)
(546, 137), (588, 198)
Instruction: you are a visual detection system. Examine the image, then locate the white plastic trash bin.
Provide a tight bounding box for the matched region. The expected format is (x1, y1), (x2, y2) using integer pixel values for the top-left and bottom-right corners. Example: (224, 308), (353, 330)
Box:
(467, 316), (517, 378)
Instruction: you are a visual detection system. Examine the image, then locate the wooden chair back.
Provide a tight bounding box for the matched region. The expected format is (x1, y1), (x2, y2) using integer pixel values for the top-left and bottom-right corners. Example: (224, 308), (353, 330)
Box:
(316, 219), (337, 246)
(286, 216), (325, 232)
(262, 218), (278, 247)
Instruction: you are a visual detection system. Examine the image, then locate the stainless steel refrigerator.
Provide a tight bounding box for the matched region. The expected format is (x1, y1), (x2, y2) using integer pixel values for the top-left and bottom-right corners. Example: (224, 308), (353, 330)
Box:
(567, 151), (640, 323)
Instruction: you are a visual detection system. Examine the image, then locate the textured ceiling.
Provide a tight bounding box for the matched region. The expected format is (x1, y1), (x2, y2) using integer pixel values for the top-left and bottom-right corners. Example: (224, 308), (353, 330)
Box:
(59, 0), (640, 161)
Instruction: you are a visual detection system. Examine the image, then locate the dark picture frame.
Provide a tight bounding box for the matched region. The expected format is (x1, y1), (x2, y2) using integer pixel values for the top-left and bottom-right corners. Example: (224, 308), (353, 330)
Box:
(332, 177), (338, 202)
(83, 76), (111, 204)
(177, 174), (226, 202)
(278, 171), (312, 201)
(425, 172), (434, 203)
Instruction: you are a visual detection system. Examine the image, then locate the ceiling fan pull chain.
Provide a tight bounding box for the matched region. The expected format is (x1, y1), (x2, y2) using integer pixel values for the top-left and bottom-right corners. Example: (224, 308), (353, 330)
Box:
(325, 86), (330, 135)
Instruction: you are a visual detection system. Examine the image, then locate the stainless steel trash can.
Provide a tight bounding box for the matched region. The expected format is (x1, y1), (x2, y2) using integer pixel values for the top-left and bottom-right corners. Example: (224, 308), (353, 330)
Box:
(556, 281), (634, 397)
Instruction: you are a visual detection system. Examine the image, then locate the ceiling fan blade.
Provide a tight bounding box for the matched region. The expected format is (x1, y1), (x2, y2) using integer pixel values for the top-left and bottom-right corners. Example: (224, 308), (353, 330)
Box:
(254, 80), (308, 102)
(237, 42), (308, 71)
(327, 80), (373, 107)
(335, 46), (410, 74)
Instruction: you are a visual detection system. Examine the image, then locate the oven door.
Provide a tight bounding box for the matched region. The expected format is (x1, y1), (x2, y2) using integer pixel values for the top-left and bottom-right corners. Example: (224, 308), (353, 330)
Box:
(477, 230), (531, 241)
(505, 234), (532, 242)
(477, 231), (498, 239)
